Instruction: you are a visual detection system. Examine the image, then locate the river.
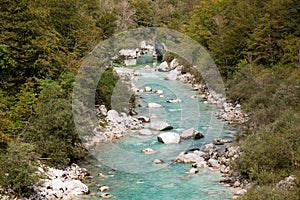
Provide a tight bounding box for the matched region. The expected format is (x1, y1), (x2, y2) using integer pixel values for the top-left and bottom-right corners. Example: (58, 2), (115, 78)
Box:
(78, 62), (237, 200)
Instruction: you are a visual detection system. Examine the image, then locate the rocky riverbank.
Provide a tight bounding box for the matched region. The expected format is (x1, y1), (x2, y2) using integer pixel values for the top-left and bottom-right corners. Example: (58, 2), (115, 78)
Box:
(155, 59), (250, 198)
(0, 164), (90, 200)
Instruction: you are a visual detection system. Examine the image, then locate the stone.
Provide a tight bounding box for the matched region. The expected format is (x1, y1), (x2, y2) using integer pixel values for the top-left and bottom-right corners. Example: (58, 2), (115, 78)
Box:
(144, 65), (151, 69)
(99, 105), (107, 116)
(208, 158), (220, 169)
(157, 61), (171, 72)
(106, 110), (119, 121)
(154, 89), (163, 94)
(166, 98), (181, 103)
(64, 180), (89, 195)
(100, 193), (114, 198)
(188, 168), (199, 174)
(152, 159), (164, 165)
(144, 86), (152, 92)
(141, 148), (157, 154)
(276, 175), (296, 190)
(148, 102), (163, 108)
(201, 143), (217, 153)
(139, 129), (152, 136)
(150, 121), (173, 131)
(180, 128), (204, 140)
(213, 138), (232, 145)
(137, 116), (150, 122)
(99, 185), (110, 192)
(49, 178), (64, 191)
(164, 69), (180, 81)
(157, 132), (180, 144)
(170, 59), (179, 69)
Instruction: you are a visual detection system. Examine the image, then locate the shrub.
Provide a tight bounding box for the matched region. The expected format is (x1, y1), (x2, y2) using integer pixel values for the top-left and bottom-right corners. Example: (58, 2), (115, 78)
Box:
(0, 142), (39, 197)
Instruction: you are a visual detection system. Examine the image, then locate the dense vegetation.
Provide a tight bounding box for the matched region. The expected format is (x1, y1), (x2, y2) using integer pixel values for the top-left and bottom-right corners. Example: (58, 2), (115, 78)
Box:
(0, 0), (299, 198)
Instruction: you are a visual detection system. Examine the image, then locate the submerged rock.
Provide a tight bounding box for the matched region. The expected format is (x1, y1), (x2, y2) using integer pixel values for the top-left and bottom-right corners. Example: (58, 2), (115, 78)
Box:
(180, 128), (204, 140)
(157, 132), (180, 144)
(150, 121), (173, 131)
(141, 148), (157, 154)
(152, 159), (164, 165)
(139, 129), (152, 136)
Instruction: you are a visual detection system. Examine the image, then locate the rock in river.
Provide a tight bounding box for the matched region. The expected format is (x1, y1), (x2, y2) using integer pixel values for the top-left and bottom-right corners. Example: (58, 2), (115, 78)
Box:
(157, 132), (180, 144)
(148, 102), (163, 108)
(180, 128), (204, 140)
(150, 121), (173, 131)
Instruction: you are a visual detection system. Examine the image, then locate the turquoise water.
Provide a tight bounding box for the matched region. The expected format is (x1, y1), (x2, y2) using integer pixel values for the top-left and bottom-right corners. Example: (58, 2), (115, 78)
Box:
(79, 63), (236, 200)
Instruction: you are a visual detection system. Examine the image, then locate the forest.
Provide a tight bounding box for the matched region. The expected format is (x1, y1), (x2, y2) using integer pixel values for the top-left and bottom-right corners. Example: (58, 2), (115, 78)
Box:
(0, 0), (299, 199)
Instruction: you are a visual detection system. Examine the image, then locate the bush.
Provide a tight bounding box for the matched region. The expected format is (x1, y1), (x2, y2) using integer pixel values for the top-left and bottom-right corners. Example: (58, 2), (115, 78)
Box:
(237, 185), (299, 200)
(0, 142), (39, 197)
(95, 67), (118, 110)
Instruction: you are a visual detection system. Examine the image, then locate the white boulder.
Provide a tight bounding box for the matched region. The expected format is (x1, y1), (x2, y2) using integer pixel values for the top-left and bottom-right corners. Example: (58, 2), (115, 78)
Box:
(157, 132), (180, 144)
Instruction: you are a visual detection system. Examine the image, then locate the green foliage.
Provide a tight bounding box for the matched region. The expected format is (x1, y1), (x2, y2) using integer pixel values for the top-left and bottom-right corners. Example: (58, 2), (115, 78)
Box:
(24, 80), (86, 167)
(0, 142), (39, 197)
(95, 67), (118, 110)
(237, 185), (300, 200)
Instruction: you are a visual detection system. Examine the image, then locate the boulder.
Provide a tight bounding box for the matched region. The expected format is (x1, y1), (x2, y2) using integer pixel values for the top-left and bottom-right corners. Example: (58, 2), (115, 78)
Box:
(64, 180), (89, 195)
(164, 69), (180, 81)
(188, 168), (199, 174)
(170, 59), (179, 69)
(154, 89), (163, 94)
(141, 148), (157, 154)
(157, 132), (180, 144)
(157, 61), (171, 72)
(180, 128), (204, 140)
(99, 185), (110, 192)
(137, 116), (150, 122)
(106, 110), (119, 121)
(144, 86), (152, 92)
(99, 105), (107, 116)
(208, 158), (220, 169)
(148, 103), (163, 108)
(150, 121), (173, 131)
(152, 159), (164, 165)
